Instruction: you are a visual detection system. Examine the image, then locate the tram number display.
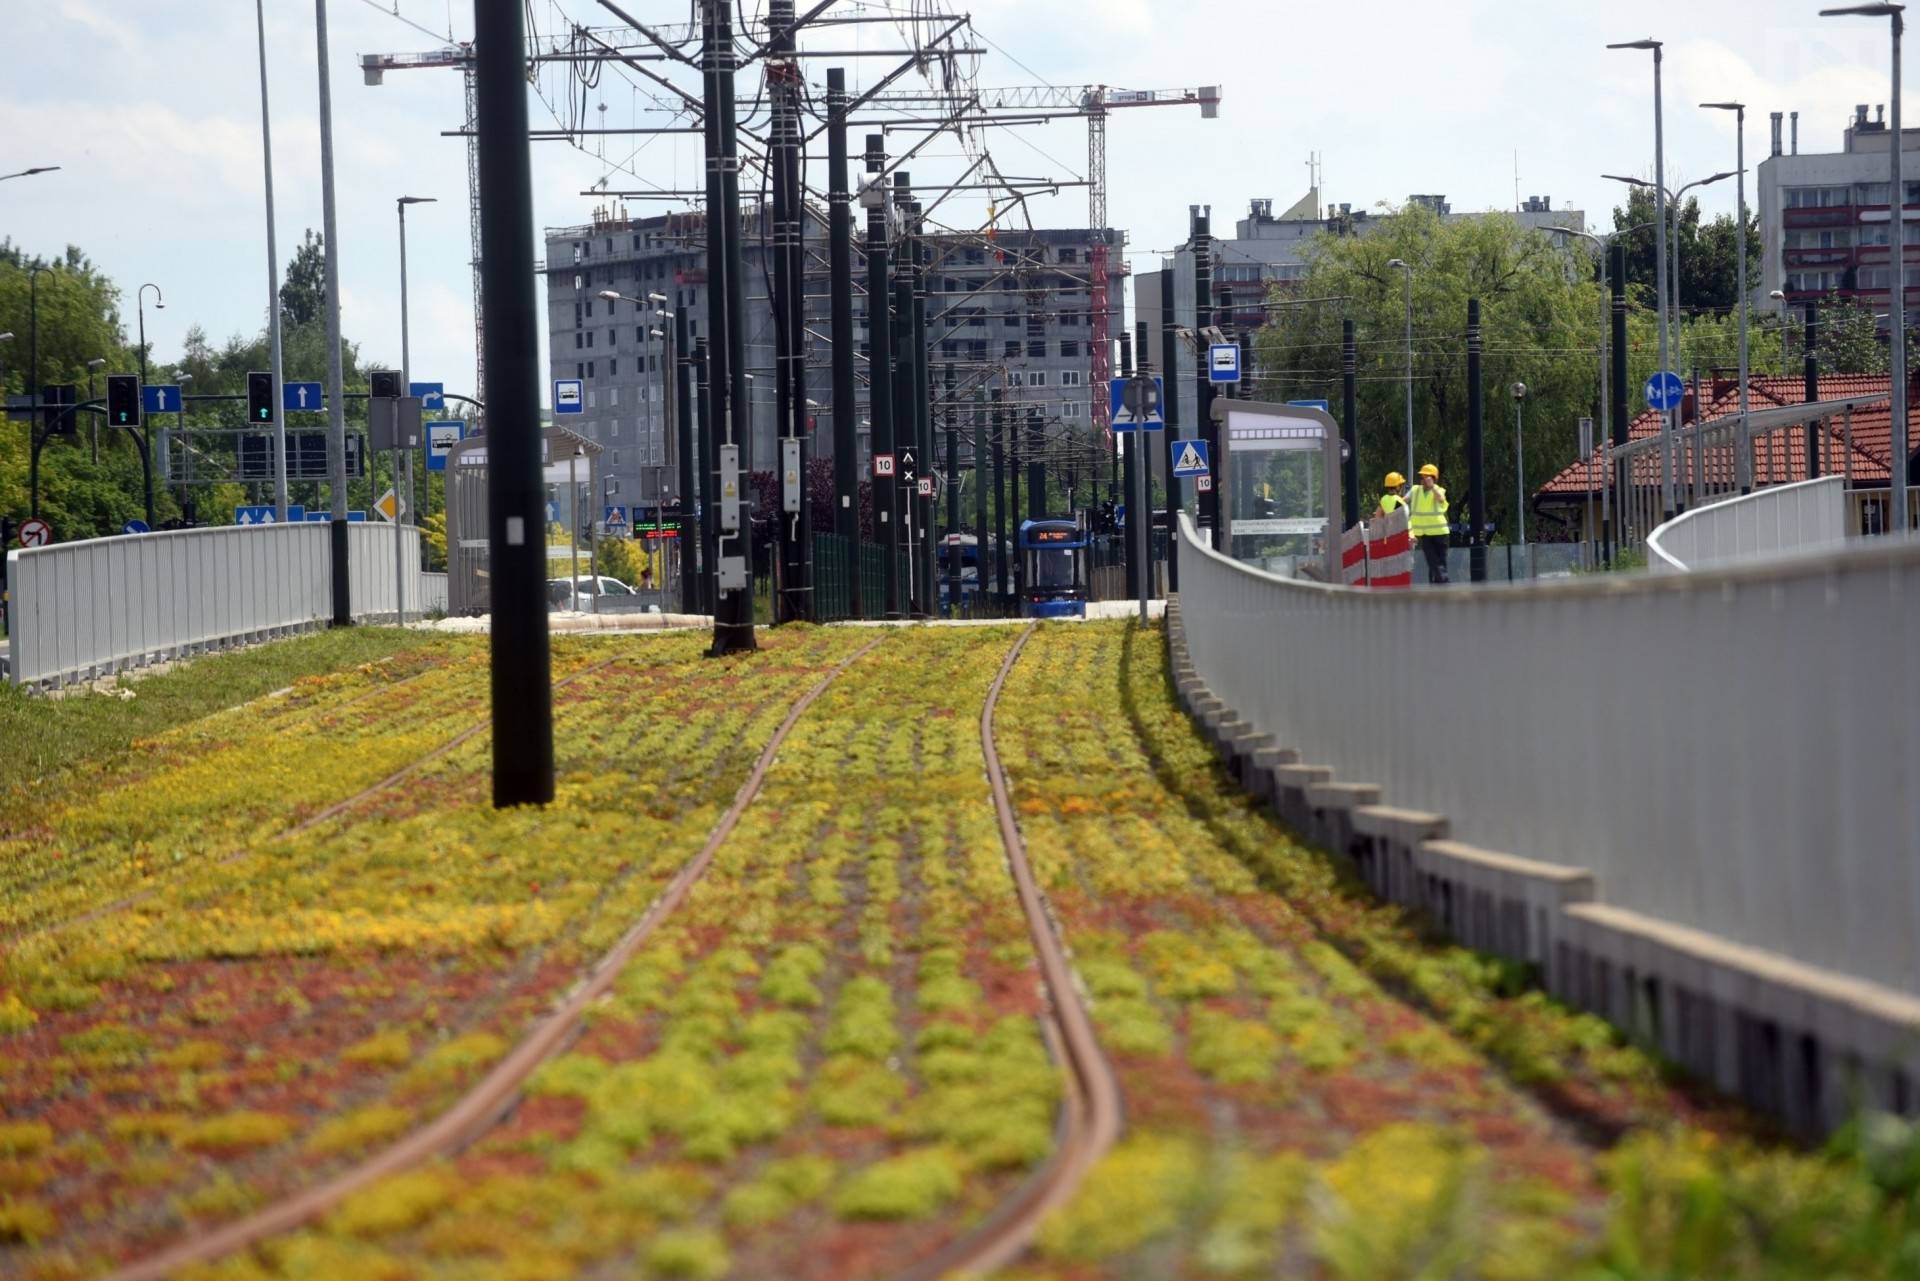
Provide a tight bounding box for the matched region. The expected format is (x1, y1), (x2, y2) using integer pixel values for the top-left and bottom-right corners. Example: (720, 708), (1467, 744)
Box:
(1031, 529), (1074, 542)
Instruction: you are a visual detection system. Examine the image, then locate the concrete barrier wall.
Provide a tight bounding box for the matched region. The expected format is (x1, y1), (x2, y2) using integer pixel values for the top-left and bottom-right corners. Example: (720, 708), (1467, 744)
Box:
(1648, 476), (1848, 573)
(1166, 581), (1920, 1135)
(6, 523), (424, 689)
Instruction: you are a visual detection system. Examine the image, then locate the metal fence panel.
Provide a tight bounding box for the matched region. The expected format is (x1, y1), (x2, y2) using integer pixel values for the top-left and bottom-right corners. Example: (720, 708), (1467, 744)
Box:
(1176, 513), (1920, 997)
(1649, 477), (1846, 573)
(5, 524), (428, 689)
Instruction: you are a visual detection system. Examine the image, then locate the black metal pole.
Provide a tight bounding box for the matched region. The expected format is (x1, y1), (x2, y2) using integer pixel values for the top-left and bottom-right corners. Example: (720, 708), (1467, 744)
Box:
(711, 0), (756, 654)
(770, 0), (808, 623)
(1160, 265), (1181, 592)
(695, 338), (715, 614)
(890, 181), (917, 614)
(992, 411), (1008, 609)
(945, 366), (960, 617)
(915, 215), (936, 614)
(1008, 402), (1022, 601)
(975, 391), (990, 613)
(1028, 409), (1045, 522)
(1467, 297), (1486, 583)
(1192, 209), (1219, 531)
(475, 0), (553, 807)
(826, 68), (860, 614)
(865, 137), (899, 617)
(1608, 244), (1629, 567)
(675, 305), (696, 614)
(1342, 318), (1359, 530)
(1804, 307), (1820, 479)
(1119, 330), (1137, 599)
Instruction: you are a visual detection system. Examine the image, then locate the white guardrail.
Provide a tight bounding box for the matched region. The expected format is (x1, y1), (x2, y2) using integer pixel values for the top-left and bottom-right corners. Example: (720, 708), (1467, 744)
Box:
(1647, 476), (1848, 574)
(5, 523), (425, 689)
(1175, 512), (1920, 997)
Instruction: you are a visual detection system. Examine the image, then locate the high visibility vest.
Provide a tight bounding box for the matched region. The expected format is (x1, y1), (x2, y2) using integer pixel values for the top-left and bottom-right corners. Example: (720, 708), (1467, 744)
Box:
(1409, 485), (1449, 538)
(1379, 493), (1404, 515)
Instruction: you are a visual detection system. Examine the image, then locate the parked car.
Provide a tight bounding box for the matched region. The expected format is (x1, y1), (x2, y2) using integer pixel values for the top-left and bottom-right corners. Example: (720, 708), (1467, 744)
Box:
(547, 575), (660, 615)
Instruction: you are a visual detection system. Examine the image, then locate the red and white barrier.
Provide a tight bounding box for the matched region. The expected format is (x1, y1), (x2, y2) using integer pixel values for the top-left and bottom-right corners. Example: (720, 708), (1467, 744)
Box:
(1350, 508), (1413, 589)
(1340, 521), (1371, 586)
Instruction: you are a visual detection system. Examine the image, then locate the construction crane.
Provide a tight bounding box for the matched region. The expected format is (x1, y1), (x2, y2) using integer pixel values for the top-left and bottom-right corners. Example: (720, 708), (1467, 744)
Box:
(855, 83), (1223, 436)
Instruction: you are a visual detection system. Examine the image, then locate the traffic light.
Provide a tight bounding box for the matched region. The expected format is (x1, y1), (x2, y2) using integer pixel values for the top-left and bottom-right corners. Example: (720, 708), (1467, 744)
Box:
(369, 369), (402, 400)
(106, 375), (141, 428)
(247, 372), (276, 425)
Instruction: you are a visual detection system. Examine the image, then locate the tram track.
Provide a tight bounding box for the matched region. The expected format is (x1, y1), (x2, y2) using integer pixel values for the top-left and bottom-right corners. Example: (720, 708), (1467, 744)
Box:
(98, 635), (885, 1281)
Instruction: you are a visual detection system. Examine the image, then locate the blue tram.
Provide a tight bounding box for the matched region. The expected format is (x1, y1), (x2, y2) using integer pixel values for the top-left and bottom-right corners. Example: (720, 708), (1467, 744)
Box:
(1017, 519), (1089, 619)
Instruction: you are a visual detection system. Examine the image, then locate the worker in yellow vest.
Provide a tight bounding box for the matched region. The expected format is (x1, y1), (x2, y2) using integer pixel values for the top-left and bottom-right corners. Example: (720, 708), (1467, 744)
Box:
(1377, 471), (1406, 520)
(1408, 463), (1450, 583)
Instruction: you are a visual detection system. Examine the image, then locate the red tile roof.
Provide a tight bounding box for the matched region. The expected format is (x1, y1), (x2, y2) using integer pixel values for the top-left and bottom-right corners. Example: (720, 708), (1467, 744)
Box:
(1536, 374), (1912, 500)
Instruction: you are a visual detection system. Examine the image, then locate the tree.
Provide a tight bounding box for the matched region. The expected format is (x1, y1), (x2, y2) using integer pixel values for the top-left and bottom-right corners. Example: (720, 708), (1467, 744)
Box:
(1610, 185), (1761, 317)
(1253, 203), (1605, 544)
(279, 229), (327, 331)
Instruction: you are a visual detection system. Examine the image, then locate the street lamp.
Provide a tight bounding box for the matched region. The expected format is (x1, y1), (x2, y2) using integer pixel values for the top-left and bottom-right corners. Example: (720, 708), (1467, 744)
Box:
(1702, 101), (1755, 490)
(86, 358), (105, 463)
(1386, 258), (1414, 479)
(1822, 3), (1908, 532)
(0, 166), (60, 182)
(1607, 36), (1675, 517)
(136, 284), (164, 388)
(397, 195), (437, 547)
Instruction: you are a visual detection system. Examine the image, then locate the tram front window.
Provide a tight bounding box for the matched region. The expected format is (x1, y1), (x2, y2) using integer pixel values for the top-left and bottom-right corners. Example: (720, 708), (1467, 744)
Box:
(1031, 548), (1076, 590)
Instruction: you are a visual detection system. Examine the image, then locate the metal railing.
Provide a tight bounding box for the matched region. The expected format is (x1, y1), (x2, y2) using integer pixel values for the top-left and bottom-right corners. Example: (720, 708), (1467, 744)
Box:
(1847, 484), (1920, 536)
(6, 523), (424, 689)
(1176, 512), (1920, 997)
(1647, 476), (1847, 573)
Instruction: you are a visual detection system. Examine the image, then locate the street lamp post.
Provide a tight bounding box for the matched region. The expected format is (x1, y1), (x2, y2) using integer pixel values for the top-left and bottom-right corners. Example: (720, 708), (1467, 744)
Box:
(255, 0), (289, 520)
(1608, 38), (1674, 517)
(1386, 258), (1414, 479)
(398, 195), (436, 583)
(1702, 102), (1753, 491)
(1824, 3), (1908, 532)
(86, 358), (105, 462)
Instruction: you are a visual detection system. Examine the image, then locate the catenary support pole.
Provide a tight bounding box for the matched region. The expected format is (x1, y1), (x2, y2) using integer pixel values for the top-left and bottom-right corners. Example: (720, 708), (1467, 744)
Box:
(1119, 332), (1136, 600)
(711, 0), (756, 654)
(315, 0), (351, 625)
(945, 366), (959, 617)
(992, 410), (1008, 608)
(1341, 318), (1359, 529)
(1467, 298), (1486, 582)
(1159, 265), (1181, 591)
(974, 390), (990, 613)
(1192, 208), (1218, 532)
(866, 138), (898, 617)
(475, 0), (554, 806)
(694, 338), (715, 614)
(825, 68), (860, 612)
(1805, 308), (1819, 480)
(675, 305), (697, 613)
(1609, 244), (1629, 564)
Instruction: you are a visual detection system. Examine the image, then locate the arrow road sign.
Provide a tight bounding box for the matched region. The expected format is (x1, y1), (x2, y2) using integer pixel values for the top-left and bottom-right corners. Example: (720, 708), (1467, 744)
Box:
(1171, 438), (1211, 478)
(234, 505), (279, 526)
(1644, 370), (1684, 411)
(1209, 343), (1242, 384)
(873, 453), (896, 478)
(141, 384), (181, 415)
(303, 510), (368, 522)
(409, 381), (445, 412)
(18, 517), (52, 548)
(283, 381), (325, 412)
(554, 379), (585, 415)
(1109, 376), (1165, 431)
(122, 519), (151, 536)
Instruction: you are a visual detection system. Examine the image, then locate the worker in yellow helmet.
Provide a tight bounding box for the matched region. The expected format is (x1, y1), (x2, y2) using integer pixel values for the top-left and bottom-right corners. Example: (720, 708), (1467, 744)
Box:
(1408, 463), (1450, 583)
(1377, 471), (1407, 519)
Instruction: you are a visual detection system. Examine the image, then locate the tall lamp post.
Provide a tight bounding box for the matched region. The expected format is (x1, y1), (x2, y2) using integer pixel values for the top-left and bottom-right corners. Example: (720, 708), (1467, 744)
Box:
(1824, 3), (1908, 532)
(255, 0), (289, 520)
(398, 195), (436, 540)
(1701, 101), (1754, 491)
(1386, 257), (1414, 479)
(136, 283), (163, 388)
(1607, 37), (1674, 517)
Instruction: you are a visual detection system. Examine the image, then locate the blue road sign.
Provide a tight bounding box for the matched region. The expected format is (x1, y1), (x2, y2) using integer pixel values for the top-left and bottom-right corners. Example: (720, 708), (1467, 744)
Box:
(427, 420), (464, 472)
(142, 384), (181, 415)
(283, 381), (325, 412)
(546, 500), (562, 524)
(1171, 438), (1211, 478)
(554, 379), (585, 415)
(234, 505), (281, 526)
(604, 504), (630, 532)
(1209, 343), (1242, 384)
(1644, 370), (1684, 411)
(1288, 398), (1332, 414)
(301, 510), (369, 523)
(122, 519), (151, 535)
(1109, 376), (1165, 432)
(409, 381), (445, 412)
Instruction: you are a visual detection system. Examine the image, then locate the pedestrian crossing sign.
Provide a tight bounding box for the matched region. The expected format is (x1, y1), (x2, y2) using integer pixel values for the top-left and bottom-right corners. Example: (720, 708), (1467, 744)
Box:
(1171, 438), (1211, 478)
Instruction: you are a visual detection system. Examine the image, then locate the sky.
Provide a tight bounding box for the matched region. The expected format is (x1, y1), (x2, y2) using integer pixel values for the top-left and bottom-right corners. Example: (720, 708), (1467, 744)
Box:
(2, 0), (1909, 405)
